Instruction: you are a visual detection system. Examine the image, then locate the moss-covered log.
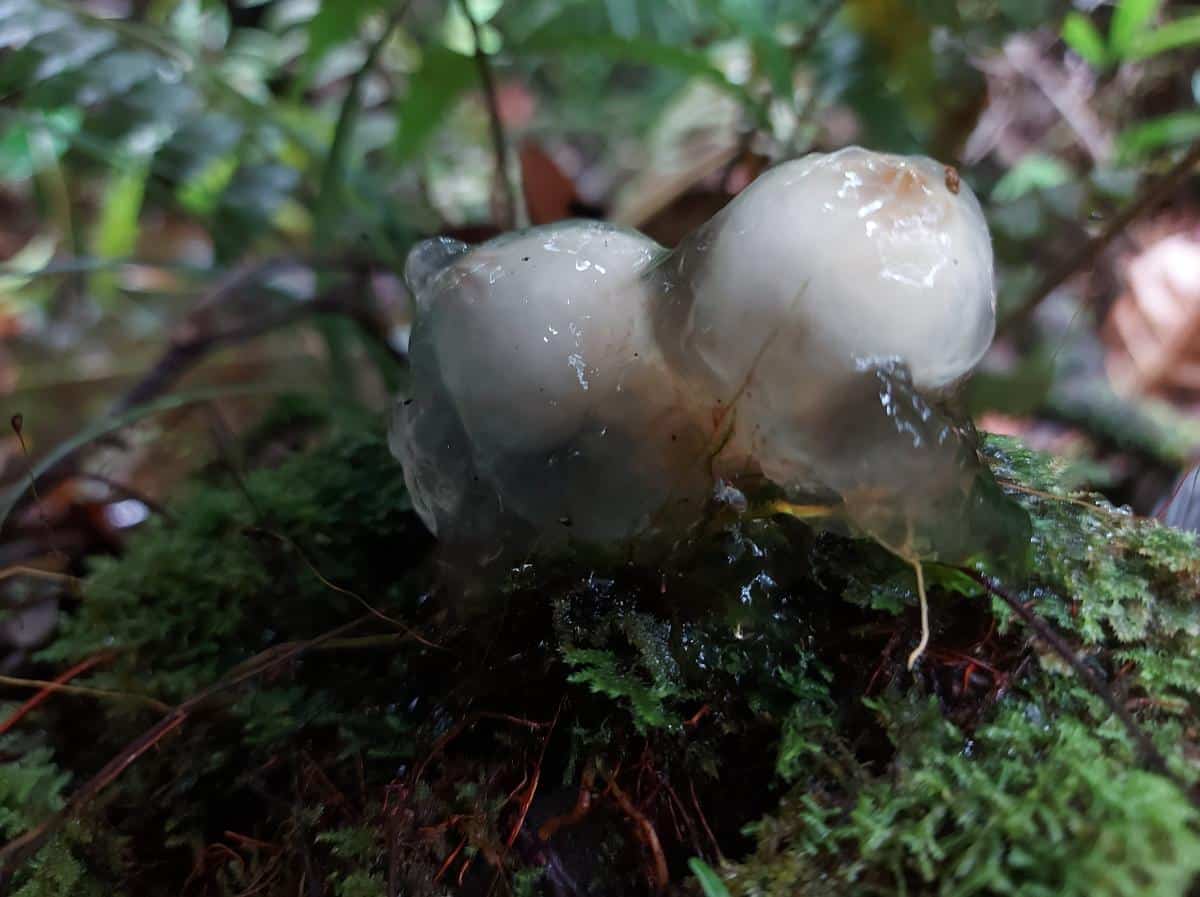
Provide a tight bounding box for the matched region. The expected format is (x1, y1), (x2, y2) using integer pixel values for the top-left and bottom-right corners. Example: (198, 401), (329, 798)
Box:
(3, 411), (1199, 897)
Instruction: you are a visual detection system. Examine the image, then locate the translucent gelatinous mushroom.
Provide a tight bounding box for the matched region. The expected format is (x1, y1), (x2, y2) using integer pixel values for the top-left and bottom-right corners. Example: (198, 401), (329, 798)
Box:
(392, 147), (1004, 560)
(393, 222), (714, 546)
(659, 147), (995, 397)
(654, 146), (996, 500)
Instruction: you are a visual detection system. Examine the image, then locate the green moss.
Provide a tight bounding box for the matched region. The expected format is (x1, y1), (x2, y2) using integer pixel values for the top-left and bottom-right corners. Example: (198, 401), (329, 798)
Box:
(5, 422), (1200, 895)
(724, 694), (1200, 897)
(40, 426), (424, 699)
(985, 436), (1200, 698)
(316, 827), (387, 897)
(0, 726), (117, 896)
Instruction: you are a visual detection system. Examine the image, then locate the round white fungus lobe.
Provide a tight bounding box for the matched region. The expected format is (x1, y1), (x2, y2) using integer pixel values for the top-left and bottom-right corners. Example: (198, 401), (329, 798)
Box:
(653, 146), (996, 495)
(394, 221), (713, 545)
(393, 147), (998, 552)
(663, 146), (994, 398)
(415, 223), (661, 455)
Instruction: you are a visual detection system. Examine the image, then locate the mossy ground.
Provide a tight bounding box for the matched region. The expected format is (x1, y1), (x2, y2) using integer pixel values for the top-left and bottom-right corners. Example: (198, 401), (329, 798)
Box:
(3, 405), (1200, 896)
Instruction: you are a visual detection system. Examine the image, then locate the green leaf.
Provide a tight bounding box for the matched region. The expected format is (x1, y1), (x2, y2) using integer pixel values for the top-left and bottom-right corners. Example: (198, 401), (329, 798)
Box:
(1109, 0), (1160, 56)
(689, 858), (733, 897)
(0, 235), (58, 295)
(443, 0), (504, 54)
(1128, 13), (1200, 58)
(1117, 111), (1200, 159)
(604, 0), (640, 37)
(518, 25), (762, 119)
(1061, 12), (1109, 67)
(93, 163), (148, 260)
(0, 109), (82, 181)
(306, 0), (388, 64)
(991, 153), (1073, 202)
(393, 46), (478, 161)
(177, 153), (239, 216)
(923, 565), (984, 596)
(89, 161), (149, 300)
(697, 0), (792, 97)
(753, 35), (794, 99)
(562, 646), (682, 733)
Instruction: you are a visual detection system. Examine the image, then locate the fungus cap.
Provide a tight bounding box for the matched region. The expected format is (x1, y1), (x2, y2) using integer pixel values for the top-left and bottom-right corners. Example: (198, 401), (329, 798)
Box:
(394, 222), (712, 543)
(668, 146), (996, 401)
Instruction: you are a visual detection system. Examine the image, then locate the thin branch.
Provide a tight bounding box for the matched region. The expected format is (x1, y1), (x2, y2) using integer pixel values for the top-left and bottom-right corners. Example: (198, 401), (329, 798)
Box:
(200, 402), (446, 659)
(112, 267), (393, 416)
(1003, 139), (1200, 329)
(0, 566), (79, 588)
(2, 271), (404, 530)
(457, 0), (525, 230)
(958, 568), (1189, 795)
(248, 526), (447, 654)
(0, 674), (169, 714)
(0, 654), (112, 736)
(602, 770), (669, 893)
(2, 385), (274, 532)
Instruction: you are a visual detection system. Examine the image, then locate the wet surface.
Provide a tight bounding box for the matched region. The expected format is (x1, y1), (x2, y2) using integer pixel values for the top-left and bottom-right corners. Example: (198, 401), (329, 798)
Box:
(392, 148), (1008, 562)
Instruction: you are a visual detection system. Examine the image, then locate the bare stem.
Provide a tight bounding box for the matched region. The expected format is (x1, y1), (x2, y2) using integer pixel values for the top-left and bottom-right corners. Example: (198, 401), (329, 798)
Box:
(0, 674), (169, 714)
(457, 0), (525, 230)
(905, 557), (929, 670)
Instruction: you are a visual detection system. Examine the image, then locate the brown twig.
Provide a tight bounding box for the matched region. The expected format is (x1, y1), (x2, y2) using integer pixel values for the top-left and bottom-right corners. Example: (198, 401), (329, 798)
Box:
(0, 673), (169, 714)
(113, 272), (401, 417)
(1003, 139), (1200, 329)
(222, 831), (280, 853)
(0, 653), (113, 736)
(247, 526), (446, 654)
(432, 838), (468, 884)
(688, 777), (723, 862)
(601, 770), (669, 893)
(0, 565), (79, 588)
(456, 0), (524, 230)
(3, 265), (404, 531)
(538, 764), (596, 842)
(202, 398), (444, 656)
(413, 711), (554, 785)
(503, 699), (561, 849)
(958, 568), (1188, 795)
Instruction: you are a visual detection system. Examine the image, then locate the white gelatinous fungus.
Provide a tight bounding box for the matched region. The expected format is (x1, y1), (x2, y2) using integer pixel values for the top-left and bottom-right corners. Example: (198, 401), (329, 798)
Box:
(393, 222), (713, 545)
(663, 147), (994, 398)
(655, 147), (995, 495)
(392, 147), (998, 556)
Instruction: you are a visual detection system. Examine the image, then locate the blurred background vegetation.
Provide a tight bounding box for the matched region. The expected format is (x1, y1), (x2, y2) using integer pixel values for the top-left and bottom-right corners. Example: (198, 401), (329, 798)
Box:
(2, 0), (1200, 508)
(6, 0), (1200, 518)
(7, 0), (1200, 894)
